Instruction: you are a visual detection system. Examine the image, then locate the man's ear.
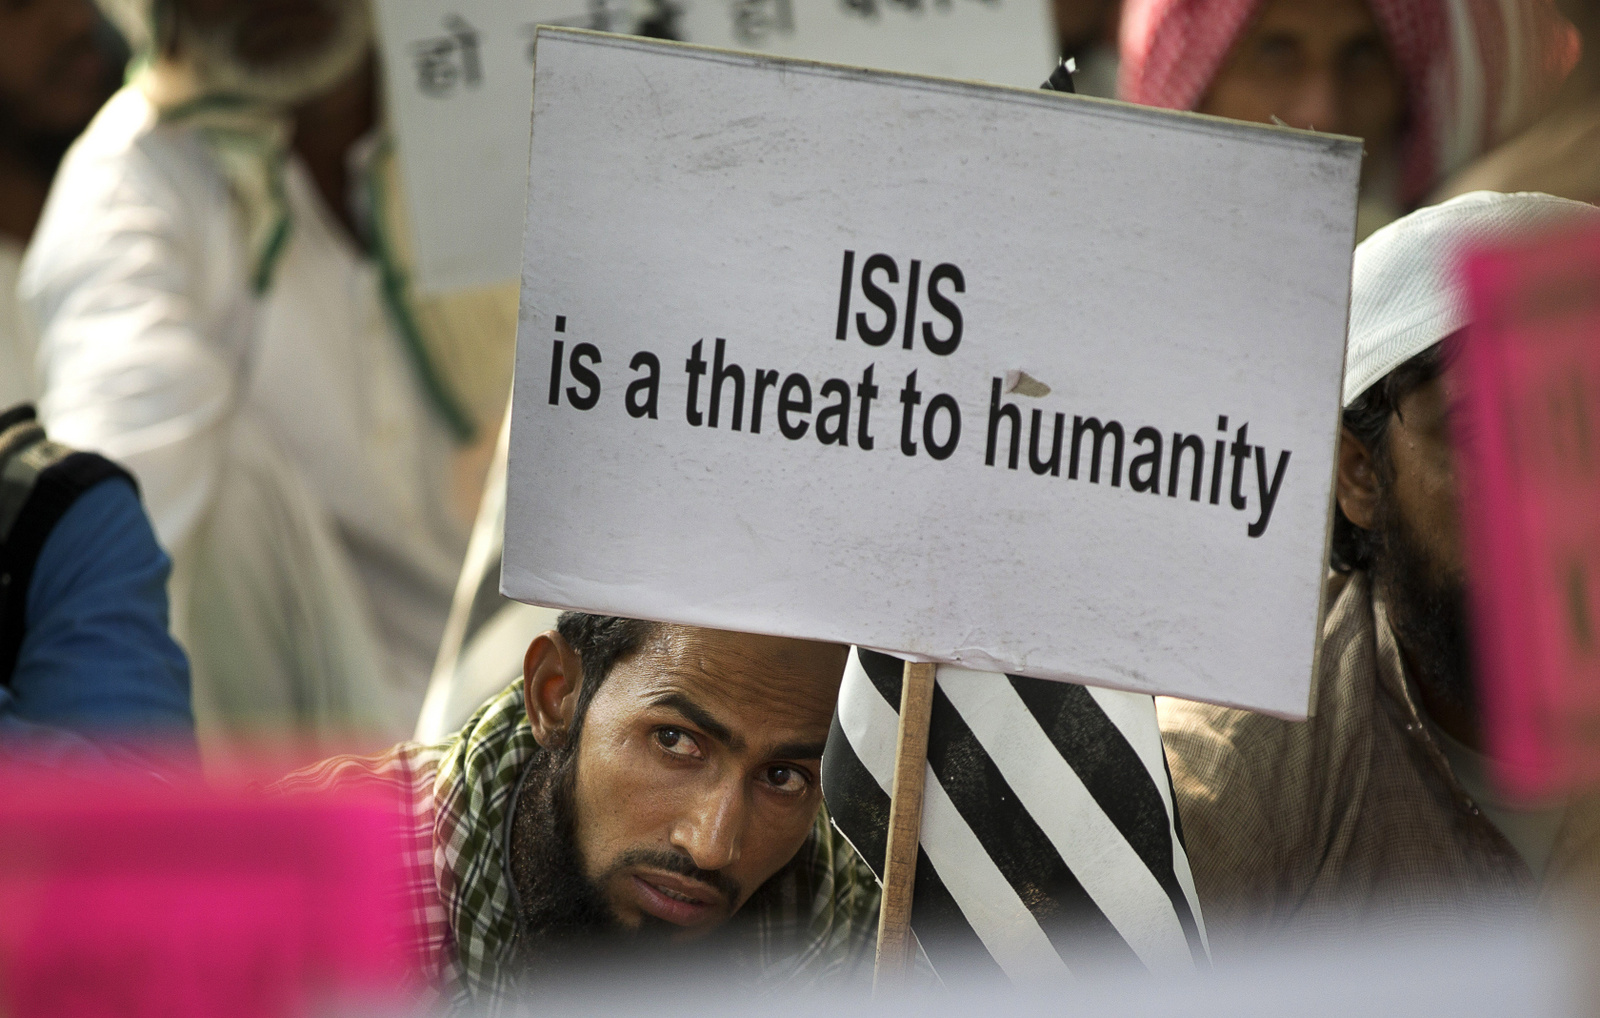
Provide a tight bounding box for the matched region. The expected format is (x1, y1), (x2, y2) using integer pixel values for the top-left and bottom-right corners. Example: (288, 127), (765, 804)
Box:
(1336, 425), (1381, 530)
(524, 631), (584, 751)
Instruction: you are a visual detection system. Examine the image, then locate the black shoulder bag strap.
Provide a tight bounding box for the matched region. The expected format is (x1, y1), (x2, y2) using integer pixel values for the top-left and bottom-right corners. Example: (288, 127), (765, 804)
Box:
(0, 405), (137, 688)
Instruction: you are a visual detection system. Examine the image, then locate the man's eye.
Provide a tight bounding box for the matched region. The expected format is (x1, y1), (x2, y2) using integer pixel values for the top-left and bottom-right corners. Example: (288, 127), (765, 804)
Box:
(761, 765), (812, 795)
(655, 727), (701, 758)
(1250, 34), (1303, 78)
(1342, 36), (1393, 79)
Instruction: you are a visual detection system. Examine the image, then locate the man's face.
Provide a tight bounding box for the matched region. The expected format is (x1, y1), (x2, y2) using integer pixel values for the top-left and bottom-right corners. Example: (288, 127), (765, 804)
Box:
(1380, 375), (1466, 588)
(1199, 0), (1403, 175)
(1340, 371), (1476, 727)
(170, 0), (369, 105)
(0, 0), (111, 141)
(552, 627), (846, 940)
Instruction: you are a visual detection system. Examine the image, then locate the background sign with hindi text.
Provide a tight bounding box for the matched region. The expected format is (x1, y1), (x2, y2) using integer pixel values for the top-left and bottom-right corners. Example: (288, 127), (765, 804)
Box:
(676, 0), (1054, 88)
(374, 0), (1053, 293)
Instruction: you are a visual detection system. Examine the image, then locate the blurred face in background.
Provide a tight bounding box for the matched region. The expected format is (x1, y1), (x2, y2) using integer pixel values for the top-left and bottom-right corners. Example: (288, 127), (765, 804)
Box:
(169, 0), (371, 105)
(0, 0), (113, 153)
(1199, 0), (1404, 182)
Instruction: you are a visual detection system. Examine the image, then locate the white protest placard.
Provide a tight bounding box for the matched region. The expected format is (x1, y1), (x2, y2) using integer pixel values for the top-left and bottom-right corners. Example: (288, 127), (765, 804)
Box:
(374, 0), (1054, 292)
(504, 30), (1360, 718)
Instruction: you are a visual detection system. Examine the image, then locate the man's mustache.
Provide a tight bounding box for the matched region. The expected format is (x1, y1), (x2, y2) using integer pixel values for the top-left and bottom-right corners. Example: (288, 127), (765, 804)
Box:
(606, 848), (742, 906)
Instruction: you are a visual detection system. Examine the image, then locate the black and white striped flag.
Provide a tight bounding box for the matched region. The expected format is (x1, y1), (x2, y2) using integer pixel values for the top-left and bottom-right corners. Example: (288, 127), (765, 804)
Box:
(823, 648), (1209, 983)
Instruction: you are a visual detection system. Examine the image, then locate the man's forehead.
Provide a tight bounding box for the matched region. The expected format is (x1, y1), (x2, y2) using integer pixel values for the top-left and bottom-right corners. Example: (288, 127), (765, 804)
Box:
(618, 627), (845, 730)
(1398, 374), (1458, 419)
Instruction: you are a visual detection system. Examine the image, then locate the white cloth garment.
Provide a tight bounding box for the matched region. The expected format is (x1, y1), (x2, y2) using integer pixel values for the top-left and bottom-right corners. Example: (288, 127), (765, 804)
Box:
(1343, 190), (1599, 407)
(0, 239), (33, 409)
(1425, 714), (1568, 880)
(20, 87), (469, 761)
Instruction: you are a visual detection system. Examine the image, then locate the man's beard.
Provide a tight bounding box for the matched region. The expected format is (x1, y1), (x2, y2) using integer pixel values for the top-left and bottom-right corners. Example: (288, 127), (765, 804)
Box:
(506, 747), (621, 979)
(175, 0), (372, 107)
(506, 745), (747, 985)
(1369, 488), (1477, 724)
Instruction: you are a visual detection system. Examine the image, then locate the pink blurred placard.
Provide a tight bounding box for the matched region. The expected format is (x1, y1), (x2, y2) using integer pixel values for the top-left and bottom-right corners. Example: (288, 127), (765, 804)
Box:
(0, 769), (420, 1018)
(1457, 222), (1600, 801)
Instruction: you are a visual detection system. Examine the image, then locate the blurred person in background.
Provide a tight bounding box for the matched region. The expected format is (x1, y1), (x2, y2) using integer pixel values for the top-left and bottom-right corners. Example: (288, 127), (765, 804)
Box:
(20, 0), (513, 770)
(1, 404), (195, 763)
(279, 615), (878, 1006)
(1055, 0), (1123, 97)
(1160, 191), (1600, 956)
(1438, 0), (1600, 202)
(0, 0), (120, 408)
(1118, 0), (1576, 239)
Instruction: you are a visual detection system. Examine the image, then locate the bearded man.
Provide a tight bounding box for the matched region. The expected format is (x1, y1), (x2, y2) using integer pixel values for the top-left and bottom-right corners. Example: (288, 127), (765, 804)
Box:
(278, 614), (879, 1006)
(1159, 191), (1600, 956)
(20, 0), (514, 767)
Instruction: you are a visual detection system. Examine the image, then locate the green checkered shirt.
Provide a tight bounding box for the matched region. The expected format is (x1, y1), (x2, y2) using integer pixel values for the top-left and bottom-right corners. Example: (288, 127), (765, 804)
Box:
(279, 680), (880, 1008)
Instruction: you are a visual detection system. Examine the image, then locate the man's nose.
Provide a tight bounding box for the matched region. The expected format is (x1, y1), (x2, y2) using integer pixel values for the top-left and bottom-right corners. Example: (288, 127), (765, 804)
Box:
(1284, 71), (1343, 134)
(671, 774), (745, 874)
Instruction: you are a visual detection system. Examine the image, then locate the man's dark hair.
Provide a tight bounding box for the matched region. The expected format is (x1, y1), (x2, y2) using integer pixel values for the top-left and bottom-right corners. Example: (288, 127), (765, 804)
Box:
(1330, 342), (1447, 573)
(555, 612), (657, 746)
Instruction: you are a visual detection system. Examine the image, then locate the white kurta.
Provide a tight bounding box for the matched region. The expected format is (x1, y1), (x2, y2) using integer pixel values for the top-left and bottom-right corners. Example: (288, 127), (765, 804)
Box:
(20, 87), (469, 759)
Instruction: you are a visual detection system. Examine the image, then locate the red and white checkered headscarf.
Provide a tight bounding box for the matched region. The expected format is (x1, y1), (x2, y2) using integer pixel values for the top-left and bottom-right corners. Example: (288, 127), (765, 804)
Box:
(1118, 0), (1577, 203)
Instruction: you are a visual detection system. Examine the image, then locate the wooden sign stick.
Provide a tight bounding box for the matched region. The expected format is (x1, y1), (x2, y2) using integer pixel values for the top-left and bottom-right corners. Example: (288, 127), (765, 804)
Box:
(873, 660), (938, 992)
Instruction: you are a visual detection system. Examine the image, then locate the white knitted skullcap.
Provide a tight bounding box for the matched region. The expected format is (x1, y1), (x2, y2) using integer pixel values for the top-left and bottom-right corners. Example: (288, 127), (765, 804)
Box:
(1343, 190), (1600, 407)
